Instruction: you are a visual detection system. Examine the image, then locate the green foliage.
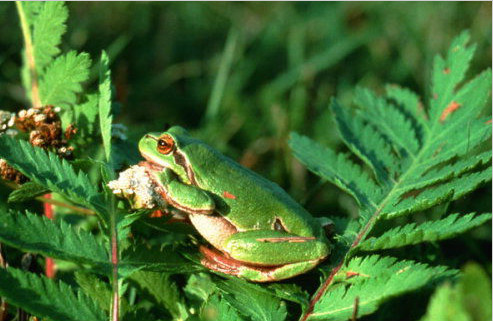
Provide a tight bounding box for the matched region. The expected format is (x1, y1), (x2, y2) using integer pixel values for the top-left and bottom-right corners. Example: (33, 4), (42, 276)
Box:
(98, 51), (113, 163)
(216, 278), (288, 321)
(0, 136), (107, 218)
(357, 213), (492, 252)
(39, 51), (91, 107)
(0, 210), (108, 269)
(290, 31), (491, 320)
(31, 1), (68, 73)
(0, 267), (106, 321)
(0, 2), (490, 321)
(311, 256), (454, 320)
(421, 263), (492, 321)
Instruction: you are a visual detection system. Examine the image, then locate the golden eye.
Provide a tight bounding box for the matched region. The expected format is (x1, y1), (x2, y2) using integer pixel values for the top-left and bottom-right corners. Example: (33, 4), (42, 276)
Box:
(157, 135), (175, 154)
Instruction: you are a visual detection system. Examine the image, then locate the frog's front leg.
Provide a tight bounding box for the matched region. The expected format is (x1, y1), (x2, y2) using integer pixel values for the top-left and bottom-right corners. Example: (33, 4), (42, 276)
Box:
(150, 169), (215, 214)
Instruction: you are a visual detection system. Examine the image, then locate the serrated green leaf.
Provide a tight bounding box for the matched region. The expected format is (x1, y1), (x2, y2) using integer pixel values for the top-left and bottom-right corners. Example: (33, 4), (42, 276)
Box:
(0, 267), (106, 321)
(385, 84), (428, 134)
(74, 94), (99, 140)
(310, 256), (454, 320)
(39, 51), (91, 108)
(75, 271), (112, 311)
(201, 294), (246, 321)
(290, 133), (381, 208)
(292, 31), (491, 321)
(131, 271), (189, 320)
(32, 1), (68, 72)
(357, 213), (491, 252)
(120, 244), (202, 277)
(8, 181), (49, 203)
(330, 99), (399, 185)
(429, 31), (476, 122)
(355, 87), (420, 157)
(0, 136), (107, 218)
(0, 211), (109, 270)
(216, 278), (287, 321)
(98, 50), (113, 163)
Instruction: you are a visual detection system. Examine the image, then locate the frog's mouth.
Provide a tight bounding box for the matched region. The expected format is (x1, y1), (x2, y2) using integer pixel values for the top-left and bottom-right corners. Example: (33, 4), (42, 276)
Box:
(139, 158), (166, 173)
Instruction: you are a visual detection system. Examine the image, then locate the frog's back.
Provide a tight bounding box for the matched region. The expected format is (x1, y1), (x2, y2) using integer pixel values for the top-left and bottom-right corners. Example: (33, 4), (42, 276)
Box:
(184, 141), (322, 237)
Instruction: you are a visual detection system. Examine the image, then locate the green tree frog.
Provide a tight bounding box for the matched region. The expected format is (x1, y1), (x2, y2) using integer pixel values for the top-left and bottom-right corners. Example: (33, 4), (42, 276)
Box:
(138, 126), (330, 282)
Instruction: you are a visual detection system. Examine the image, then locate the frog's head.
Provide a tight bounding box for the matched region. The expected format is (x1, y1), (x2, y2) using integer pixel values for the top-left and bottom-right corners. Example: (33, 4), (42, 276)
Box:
(138, 126), (194, 184)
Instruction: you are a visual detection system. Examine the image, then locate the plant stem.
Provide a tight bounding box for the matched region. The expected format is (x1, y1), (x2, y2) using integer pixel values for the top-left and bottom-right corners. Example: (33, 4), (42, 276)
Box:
(109, 198), (119, 321)
(15, 1), (41, 107)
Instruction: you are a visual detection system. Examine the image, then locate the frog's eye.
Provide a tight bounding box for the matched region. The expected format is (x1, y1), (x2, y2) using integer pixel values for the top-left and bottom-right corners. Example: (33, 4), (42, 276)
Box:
(157, 135), (175, 154)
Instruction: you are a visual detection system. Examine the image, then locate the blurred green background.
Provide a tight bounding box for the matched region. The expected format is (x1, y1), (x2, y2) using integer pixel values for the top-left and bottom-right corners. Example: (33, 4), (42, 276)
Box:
(0, 0), (491, 261)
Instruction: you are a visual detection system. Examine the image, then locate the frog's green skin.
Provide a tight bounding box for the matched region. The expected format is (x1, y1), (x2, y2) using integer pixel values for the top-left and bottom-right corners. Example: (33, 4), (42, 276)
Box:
(138, 126), (330, 282)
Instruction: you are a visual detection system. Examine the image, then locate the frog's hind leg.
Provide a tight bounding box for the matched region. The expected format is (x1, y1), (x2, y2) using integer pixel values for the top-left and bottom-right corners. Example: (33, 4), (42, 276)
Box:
(199, 246), (322, 282)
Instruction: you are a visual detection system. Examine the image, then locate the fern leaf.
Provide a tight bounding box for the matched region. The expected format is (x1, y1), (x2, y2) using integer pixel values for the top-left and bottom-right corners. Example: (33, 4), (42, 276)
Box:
(289, 133), (382, 208)
(0, 267), (106, 321)
(120, 244), (202, 277)
(310, 256), (453, 320)
(32, 1), (68, 72)
(75, 271), (112, 311)
(202, 294), (246, 321)
(331, 99), (399, 185)
(98, 51), (113, 162)
(429, 31), (476, 122)
(216, 278), (287, 321)
(385, 166), (491, 218)
(39, 51), (91, 107)
(0, 136), (107, 217)
(131, 271), (189, 320)
(357, 213), (492, 251)
(291, 31), (491, 321)
(385, 84), (428, 134)
(0, 211), (109, 269)
(8, 181), (49, 203)
(354, 87), (420, 157)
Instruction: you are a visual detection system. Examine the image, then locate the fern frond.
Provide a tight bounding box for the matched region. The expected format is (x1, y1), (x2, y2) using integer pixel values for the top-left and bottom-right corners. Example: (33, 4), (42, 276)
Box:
(385, 166), (491, 219)
(131, 271), (189, 320)
(331, 99), (399, 185)
(120, 244), (202, 276)
(292, 31), (491, 321)
(39, 51), (91, 107)
(8, 181), (49, 203)
(98, 51), (113, 162)
(0, 267), (106, 321)
(75, 271), (112, 312)
(385, 84), (428, 134)
(354, 87), (420, 157)
(202, 294), (246, 321)
(0, 211), (108, 269)
(32, 1), (68, 72)
(357, 213), (492, 251)
(429, 31), (477, 122)
(310, 256), (454, 320)
(0, 136), (107, 218)
(289, 133), (382, 208)
(216, 278), (287, 321)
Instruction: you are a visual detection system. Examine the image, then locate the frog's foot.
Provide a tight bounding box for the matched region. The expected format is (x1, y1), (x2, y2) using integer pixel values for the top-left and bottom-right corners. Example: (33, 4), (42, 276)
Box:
(199, 246), (323, 282)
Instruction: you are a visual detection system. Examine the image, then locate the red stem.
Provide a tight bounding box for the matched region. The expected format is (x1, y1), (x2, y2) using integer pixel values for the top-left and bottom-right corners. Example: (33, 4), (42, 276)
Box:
(300, 213), (380, 321)
(43, 194), (55, 278)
